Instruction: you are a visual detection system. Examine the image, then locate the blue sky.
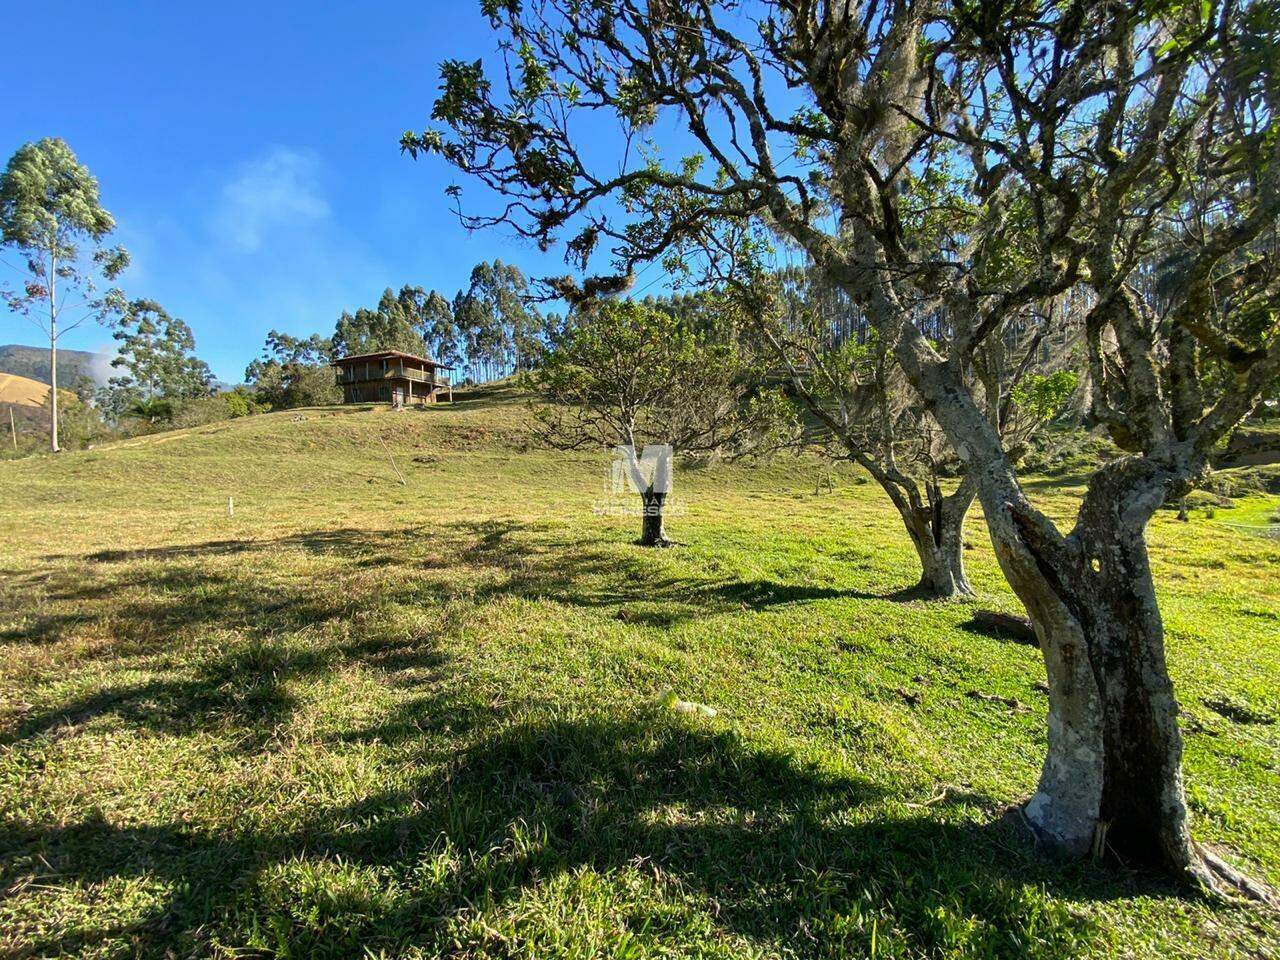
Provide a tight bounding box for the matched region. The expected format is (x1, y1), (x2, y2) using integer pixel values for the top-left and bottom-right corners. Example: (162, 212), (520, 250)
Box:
(0, 1), (588, 382)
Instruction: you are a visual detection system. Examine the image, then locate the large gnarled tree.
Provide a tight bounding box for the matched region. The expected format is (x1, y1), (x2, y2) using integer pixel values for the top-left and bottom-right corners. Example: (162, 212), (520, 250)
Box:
(759, 265), (1080, 598)
(406, 0), (1280, 894)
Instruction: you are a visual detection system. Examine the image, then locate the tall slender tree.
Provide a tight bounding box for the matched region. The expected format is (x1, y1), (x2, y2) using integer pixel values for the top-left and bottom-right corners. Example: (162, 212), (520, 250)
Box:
(417, 285), (463, 368)
(0, 138), (128, 451)
(396, 285), (462, 366)
(333, 288), (427, 357)
(452, 260), (541, 380)
(417, 288), (464, 368)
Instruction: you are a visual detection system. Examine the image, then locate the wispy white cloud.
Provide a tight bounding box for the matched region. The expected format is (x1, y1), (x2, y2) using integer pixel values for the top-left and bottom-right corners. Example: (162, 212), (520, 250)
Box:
(214, 148), (330, 253)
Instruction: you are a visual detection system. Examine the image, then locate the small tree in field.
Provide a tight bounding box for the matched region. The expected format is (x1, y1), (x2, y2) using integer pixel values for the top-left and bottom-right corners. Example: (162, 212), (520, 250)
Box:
(781, 323), (980, 597)
(407, 0), (1280, 892)
(531, 297), (792, 546)
(44, 390), (109, 450)
(0, 138), (128, 452)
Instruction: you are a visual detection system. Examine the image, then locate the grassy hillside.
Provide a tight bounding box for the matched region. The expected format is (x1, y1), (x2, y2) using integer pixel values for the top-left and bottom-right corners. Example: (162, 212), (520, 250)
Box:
(0, 372), (52, 408)
(1, 386), (1277, 959)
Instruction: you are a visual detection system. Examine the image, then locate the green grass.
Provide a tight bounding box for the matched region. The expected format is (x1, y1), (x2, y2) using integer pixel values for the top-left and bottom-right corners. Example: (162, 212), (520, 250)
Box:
(1, 386), (1278, 959)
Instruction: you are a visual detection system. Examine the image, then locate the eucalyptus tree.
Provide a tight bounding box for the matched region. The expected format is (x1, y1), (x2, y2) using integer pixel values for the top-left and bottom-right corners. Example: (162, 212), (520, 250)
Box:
(333, 289), (427, 357)
(532, 297), (793, 545)
(405, 0), (1280, 892)
(452, 260), (542, 379)
(245, 330), (338, 410)
(0, 138), (128, 451)
(102, 299), (214, 422)
(397, 285), (464, 366)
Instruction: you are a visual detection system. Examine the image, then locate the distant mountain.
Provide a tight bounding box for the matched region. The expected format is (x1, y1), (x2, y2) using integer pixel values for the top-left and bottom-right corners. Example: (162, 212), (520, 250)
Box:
(0, 344), (103, 386)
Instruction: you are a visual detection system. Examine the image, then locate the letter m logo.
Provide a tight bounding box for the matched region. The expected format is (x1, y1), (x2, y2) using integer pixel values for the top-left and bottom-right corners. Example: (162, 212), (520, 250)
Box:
(612, 444), (673, 494)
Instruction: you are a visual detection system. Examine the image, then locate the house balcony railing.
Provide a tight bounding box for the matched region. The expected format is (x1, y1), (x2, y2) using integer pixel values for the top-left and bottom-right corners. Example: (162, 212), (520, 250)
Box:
(389, 364), (429, 382)
(336, 368), (448, 389)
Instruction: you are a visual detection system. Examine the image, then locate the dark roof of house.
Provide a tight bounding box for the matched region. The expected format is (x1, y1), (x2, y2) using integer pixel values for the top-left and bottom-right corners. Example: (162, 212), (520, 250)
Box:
(332, 349), (453, 369)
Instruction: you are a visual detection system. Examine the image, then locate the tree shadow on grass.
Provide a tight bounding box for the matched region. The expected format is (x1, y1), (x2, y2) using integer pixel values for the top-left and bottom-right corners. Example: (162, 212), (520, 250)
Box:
(712, 578), (941, 608)
(4, 625), (451, 751)
(3, 707), (1210, 959)
(23, 519), (940, 648)
(13, 526), (467, 652)
(8, 503), (1232, 952)
(4, 535), (458, 749)
(4, 643), (309, 747)
(6, 520), (1241, 955)
(56, 526), (446, 566)
(446, 519), (937, 614)
(7, 517), (985, 757)
(0, 563), (369, 657)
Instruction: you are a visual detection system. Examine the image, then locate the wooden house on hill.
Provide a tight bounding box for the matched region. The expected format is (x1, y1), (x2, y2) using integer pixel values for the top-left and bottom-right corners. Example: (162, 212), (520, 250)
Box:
(332, 350), (453, 405)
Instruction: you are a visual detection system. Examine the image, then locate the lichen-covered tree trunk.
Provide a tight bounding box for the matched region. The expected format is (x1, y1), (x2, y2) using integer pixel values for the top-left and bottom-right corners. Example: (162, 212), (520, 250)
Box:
(638, 489), (670, 547)
(891, 344), (1242, 886)
(859, 456), (976, 599)
(902, 510), (971, 598)
(986, 457), (1251, 887)
(1006, 507), (1189, 868)
(902, 479), (975, 599)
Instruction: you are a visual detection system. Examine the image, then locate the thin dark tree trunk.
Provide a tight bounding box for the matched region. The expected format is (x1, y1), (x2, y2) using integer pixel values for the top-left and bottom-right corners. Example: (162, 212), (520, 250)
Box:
(638, 488), (671, 547)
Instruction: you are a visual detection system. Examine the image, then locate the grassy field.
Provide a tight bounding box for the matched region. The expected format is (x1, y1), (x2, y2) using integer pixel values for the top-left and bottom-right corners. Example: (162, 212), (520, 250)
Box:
(1, 386), (1278, 959)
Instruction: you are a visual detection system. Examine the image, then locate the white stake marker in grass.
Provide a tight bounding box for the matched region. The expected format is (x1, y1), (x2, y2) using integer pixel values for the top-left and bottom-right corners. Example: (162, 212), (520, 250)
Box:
(378, 434), (407, 486)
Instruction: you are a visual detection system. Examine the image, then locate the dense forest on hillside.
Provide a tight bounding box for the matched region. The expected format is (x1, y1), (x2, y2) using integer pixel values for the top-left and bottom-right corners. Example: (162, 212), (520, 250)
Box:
(0, 344), (99, 386)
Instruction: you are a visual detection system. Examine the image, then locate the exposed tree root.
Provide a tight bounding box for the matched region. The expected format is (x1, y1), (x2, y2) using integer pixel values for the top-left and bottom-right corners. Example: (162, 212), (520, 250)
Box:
(967, 609), (1038, 645)
(1008, 805), (1278, 907)
(1193, 844), (1279, 906)
(914, 577), (976, 601)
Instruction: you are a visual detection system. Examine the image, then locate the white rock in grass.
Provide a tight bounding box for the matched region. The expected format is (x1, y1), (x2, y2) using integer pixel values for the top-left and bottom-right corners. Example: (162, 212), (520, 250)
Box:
(657, 688), (718, 718)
